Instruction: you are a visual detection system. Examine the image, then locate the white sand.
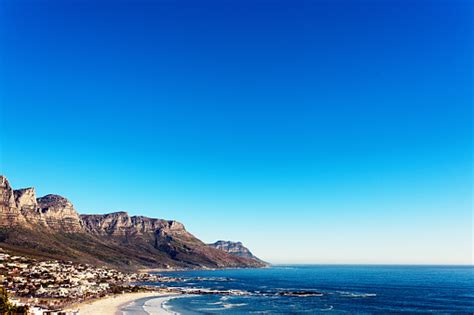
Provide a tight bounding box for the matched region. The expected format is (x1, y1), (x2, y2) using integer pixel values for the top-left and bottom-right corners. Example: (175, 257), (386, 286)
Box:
(141, 296), (181, 315)
(66, 292), (179, 315)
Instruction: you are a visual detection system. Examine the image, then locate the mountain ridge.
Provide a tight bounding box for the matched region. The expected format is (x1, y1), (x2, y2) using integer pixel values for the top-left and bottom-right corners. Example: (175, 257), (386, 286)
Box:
(0, 175), (267, 271)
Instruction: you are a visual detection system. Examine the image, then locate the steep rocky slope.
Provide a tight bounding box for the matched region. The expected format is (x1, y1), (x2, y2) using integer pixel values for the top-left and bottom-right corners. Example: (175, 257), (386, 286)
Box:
(209, 240), (268, 264)
(0, 175), (266, 270)
(0, 177), (82, 232)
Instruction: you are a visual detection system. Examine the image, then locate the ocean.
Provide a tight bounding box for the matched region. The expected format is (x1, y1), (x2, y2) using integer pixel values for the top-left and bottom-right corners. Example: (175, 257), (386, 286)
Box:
(143, 265), (474, 314)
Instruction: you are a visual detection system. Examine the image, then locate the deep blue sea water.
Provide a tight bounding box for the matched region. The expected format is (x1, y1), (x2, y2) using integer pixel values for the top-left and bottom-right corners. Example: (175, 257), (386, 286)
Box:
(152, 265), (474, 314)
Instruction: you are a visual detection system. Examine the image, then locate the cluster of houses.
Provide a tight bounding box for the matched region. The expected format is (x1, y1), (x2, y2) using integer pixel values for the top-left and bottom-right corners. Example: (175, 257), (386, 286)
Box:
(0, 247), (173, 312)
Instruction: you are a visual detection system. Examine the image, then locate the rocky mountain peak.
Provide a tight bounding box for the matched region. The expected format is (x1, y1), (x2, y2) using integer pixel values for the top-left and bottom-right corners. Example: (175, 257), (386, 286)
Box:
(14, 188), (38, 216)
(0, 176), (26, 226)
(1, 176), (17, 208)
(36, 194), (83, 232)
(209, 240), (267, 265)
(37, 194), (71, 207)
(14, 187), (36, 203)
(0, 176), (82, 232)
(167, 220), (185, 230)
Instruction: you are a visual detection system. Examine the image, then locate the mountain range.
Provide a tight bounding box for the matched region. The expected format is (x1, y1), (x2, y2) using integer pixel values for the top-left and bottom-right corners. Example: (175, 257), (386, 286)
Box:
(0, 175), (267, 271)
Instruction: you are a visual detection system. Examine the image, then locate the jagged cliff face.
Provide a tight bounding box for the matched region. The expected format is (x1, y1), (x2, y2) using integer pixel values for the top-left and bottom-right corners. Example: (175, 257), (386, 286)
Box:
(0, 176), (27, 226)
(37, 194), (83, 232)
(81, 212), (185, 237)
(0, 176), (82, 232)
(0, 175), (267, 270)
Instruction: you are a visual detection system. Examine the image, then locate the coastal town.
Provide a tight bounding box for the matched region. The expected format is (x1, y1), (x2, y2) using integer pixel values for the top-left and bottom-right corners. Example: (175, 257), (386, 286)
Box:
(0, 247), (263, 314)
(0, 247), (177, 314)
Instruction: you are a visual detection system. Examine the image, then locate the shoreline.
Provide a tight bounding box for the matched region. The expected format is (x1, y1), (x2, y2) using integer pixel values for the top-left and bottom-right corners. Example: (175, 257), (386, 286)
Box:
(65, 292), (182, 315)
(138, 265), (270, 274)
(119, 294), (193, 315)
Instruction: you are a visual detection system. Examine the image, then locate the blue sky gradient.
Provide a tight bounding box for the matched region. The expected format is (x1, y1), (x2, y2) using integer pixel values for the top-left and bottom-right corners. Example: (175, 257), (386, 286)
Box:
(1, 0), (472, 264)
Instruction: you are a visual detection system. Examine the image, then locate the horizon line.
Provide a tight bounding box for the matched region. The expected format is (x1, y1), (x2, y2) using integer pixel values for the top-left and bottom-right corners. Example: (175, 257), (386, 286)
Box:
(267, 262), (474, 266)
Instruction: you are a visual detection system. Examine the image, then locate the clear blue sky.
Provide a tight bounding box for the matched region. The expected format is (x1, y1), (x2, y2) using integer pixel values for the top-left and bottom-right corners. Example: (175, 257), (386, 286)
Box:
(0, 0), (472, 264)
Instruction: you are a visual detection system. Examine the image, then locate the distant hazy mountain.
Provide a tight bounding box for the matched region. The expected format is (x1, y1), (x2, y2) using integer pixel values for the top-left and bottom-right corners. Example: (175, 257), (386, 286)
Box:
(209, 240), (267, 265)
(0, 175), (266, 271)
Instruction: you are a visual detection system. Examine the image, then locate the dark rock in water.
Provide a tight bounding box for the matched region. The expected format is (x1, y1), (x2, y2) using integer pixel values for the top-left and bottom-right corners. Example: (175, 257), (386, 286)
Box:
(0, 175), (267, 271)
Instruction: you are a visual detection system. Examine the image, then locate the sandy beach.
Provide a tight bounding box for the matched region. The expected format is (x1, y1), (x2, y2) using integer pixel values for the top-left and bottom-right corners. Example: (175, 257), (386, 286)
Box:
(66, 292), (181, 315)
